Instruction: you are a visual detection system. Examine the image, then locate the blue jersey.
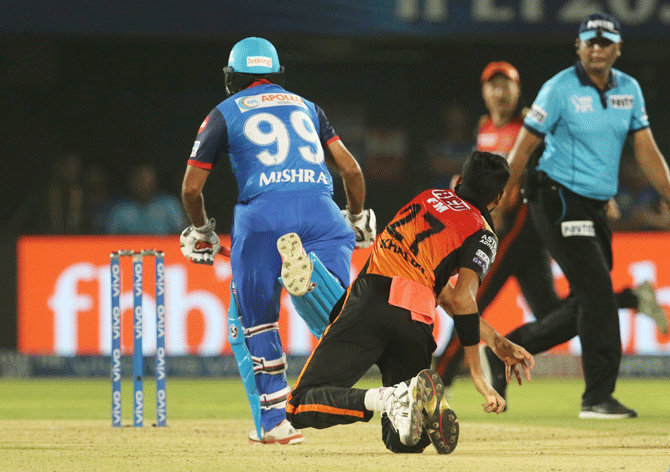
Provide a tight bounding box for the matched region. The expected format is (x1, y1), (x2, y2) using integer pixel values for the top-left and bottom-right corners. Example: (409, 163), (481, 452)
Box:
(188, 81), (339, 202)
(524, 62), (650, 201)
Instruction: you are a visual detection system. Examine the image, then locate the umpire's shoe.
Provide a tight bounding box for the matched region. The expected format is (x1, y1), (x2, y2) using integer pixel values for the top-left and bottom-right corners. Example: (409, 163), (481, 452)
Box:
(277, 233), (314, 296)
(480, 344), (507, 411)
(579, 397), (638, 419)
(414, 369), (459, 454)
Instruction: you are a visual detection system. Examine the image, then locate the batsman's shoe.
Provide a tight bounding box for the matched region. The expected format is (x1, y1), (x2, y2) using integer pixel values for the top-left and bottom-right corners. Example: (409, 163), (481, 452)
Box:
(480, 344), (507, 410)
(384, 378), (423, 447)
(579, 397), (638, 419)
(415, 369), (459, 455)
(277, 233), (314, 297)
(248, 419), (305, 445)
(633, 281), (668, 335)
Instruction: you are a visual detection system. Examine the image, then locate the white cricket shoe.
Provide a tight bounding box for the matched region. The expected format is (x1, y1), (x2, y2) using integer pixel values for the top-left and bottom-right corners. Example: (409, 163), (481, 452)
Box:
(248, 419), (305, 445)
(277, 233), (314, 297)
(384, 377), (423, 447)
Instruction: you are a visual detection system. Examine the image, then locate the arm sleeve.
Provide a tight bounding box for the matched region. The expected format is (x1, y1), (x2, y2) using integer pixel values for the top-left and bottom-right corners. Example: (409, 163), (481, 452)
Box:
(458, 229), (497, 281)
(524, 79), (563, 136)
(187, 108), (228, 170)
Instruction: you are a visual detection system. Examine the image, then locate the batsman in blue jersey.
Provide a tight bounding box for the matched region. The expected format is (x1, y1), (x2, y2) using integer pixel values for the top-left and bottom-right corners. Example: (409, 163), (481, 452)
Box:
(504, 13), (670, 419)
(180, 37), (375, 444)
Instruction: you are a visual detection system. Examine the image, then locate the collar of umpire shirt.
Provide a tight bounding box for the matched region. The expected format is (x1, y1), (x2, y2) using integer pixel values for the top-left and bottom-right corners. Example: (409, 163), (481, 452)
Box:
(575, 60), (617, 88)
(454, 186), (496, 233)
(575, 60), (616, 108)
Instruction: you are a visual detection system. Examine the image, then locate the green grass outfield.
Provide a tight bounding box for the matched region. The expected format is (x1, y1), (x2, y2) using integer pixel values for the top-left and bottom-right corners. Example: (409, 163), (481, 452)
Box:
(1, 376), (669, 425)
(0, 377), (668, 471)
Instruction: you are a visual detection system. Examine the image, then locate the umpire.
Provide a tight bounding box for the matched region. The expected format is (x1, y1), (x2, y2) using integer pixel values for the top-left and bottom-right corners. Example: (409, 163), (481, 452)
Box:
(505, 13), (670, 418)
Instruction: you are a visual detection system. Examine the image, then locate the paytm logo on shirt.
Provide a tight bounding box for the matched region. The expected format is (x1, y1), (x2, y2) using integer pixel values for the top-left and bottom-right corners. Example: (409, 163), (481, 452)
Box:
(609, 95), (634, 109)
(527, 104), (547, 125)
(571, 95), (594, 113)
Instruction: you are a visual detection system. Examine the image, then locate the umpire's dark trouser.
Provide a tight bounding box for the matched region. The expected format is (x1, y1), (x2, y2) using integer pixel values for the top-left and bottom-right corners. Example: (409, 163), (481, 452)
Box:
(524, 179), (621, 406)
(477, 204), (563, 318)
(286, 274), (436, 453)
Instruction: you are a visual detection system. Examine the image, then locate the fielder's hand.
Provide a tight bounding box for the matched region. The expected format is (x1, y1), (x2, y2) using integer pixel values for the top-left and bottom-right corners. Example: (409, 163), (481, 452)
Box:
(180, 218), (221, 265)
(341, 208), (376, 249)
(491, 337), (534, 385)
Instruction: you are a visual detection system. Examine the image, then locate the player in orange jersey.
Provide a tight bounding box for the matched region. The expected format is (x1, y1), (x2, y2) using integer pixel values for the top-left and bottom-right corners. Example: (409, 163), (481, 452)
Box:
(286, 151), (533, 454)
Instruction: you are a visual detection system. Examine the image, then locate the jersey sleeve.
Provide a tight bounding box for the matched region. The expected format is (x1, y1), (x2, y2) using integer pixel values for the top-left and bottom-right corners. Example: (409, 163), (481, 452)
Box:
(187, 108), (228, 170)
(458, 229), (497, 281)
(524, 77), (563, 137)
(315, 104), (340, 146)
(629, 78), (650, 133)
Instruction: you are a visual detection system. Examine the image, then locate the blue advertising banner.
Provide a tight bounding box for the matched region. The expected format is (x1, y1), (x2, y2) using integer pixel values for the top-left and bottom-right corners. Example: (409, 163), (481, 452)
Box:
(2, 0), (670, 38)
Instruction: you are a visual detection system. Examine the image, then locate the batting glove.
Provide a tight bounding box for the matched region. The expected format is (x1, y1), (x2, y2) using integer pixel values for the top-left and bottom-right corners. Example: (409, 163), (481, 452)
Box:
(180, 218), (221, 265)
(341, 207), (376, 249)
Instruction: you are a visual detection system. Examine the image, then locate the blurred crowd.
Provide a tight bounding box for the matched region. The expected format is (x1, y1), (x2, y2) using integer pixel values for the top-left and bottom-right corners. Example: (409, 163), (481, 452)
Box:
(5, 103), (667, 236)
(7, 151), (187, 236)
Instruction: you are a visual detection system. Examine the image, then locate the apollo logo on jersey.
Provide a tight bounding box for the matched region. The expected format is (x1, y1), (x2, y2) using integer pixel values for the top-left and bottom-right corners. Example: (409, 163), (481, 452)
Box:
(236, 93), (307, 112)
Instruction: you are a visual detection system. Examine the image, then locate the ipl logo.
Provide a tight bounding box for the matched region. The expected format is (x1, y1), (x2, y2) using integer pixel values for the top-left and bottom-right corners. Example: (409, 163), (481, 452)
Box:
(571, 95), (594, 113)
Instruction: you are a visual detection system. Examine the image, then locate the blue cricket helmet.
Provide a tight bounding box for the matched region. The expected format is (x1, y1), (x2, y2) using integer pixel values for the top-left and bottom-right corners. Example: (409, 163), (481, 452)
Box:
(223, 37), (285, 96)
(228, 37), (281, 74)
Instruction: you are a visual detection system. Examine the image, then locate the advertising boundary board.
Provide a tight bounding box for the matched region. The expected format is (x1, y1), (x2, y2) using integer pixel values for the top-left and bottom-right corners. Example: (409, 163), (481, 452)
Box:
(16, 233), (670, 357)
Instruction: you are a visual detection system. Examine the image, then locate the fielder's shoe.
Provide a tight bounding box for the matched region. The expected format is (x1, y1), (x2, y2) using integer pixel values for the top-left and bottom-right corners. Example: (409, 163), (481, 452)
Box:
(248, 419), (305, 445)
(384, 378), (423, 447)
(579, 397), (638, 419)
(277, 233), (314, 297)
(415, 369), (459, 455)
(633, 281), (668, 335)
(479, 344), (507, 411)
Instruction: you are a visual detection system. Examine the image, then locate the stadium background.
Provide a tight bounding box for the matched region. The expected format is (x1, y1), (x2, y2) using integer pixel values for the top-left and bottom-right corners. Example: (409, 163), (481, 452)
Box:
(1, 0), (669, 370)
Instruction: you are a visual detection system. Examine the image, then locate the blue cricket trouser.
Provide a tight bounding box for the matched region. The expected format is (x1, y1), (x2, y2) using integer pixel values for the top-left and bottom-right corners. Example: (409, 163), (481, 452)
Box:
(230, 190), (355, 431)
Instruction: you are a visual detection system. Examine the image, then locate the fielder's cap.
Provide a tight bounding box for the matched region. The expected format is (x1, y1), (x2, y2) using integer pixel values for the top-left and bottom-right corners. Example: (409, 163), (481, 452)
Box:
(578, 13), (621, 43)
(481, 61), (520, 84)
(228, 37), (281, 74)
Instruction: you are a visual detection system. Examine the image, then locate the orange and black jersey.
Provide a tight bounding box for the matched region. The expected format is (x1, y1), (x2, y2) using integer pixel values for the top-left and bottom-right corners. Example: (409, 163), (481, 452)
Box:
(365, 189), (497, 297)
(476, 112), (527, 158)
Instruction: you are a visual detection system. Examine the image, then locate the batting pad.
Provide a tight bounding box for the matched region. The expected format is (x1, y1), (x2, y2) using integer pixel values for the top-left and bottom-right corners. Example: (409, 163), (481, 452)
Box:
(227, 284), (263, 440)
(282, 252), (345, 338)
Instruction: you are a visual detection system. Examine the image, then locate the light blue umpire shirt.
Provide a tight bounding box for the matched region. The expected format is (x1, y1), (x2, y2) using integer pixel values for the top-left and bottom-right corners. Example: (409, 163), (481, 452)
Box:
(523, 61), (650, 201)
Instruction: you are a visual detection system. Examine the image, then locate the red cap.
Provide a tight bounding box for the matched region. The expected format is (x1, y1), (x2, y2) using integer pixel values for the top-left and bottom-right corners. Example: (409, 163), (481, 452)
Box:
(481, 61), (520, 83)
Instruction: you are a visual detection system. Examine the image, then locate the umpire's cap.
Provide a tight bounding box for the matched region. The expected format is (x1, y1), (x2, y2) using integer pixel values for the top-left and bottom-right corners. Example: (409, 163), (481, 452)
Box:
(578, 13), (622, 43)
(228, 37), (281, 74)
(481, 61), (519, 84)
